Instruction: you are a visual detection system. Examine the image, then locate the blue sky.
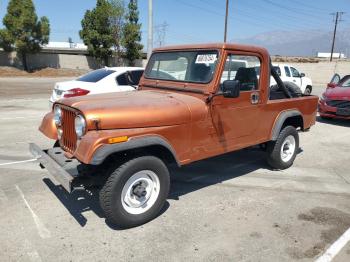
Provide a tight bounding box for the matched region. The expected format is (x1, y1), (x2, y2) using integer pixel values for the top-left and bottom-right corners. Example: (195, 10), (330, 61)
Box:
(1, 0), (350, 46)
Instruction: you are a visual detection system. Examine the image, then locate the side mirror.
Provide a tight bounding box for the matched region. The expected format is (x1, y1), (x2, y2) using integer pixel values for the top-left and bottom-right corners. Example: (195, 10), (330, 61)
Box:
(327, 82), (337, 88)
(222, 80), (241, 98)
(300, 73), (305, 77)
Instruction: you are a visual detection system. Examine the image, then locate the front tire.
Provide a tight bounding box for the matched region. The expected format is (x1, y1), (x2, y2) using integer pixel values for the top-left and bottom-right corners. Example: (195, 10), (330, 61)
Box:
(99, 156), (170, 228)
(266, 126), (299, 170)
(53, 140), (60, 148)
(304, 86), (312, 95)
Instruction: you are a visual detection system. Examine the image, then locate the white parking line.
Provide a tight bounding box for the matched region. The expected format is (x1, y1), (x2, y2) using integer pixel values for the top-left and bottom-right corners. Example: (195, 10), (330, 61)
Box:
(0, 117), (39, 121)
(315, 227), (350, 262)
(27, 251), (42, 262)
(0, 116), (26, 120)
(24, 239), (42, 262)
(0, 159), (37, 166)
(15, 185), (51, 239)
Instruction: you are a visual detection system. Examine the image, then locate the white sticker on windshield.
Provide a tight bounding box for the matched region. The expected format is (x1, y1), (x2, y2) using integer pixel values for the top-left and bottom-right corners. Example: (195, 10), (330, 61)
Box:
(195, 54), (217, 64)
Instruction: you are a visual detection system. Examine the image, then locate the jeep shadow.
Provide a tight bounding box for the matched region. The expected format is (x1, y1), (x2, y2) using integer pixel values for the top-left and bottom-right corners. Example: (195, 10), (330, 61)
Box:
(42, 146), (299, 229)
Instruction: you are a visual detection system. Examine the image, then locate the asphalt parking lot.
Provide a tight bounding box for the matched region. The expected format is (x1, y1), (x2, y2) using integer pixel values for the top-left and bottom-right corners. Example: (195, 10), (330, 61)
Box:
(0, 77), (350, 262)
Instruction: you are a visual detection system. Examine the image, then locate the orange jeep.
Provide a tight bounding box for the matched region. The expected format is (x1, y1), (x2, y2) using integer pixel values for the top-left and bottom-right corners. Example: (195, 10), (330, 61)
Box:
(31, 43), (318, 228)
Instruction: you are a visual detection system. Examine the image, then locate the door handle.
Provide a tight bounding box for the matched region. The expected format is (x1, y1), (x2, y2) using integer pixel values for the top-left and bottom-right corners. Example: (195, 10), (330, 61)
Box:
(251, 92), (259, 104)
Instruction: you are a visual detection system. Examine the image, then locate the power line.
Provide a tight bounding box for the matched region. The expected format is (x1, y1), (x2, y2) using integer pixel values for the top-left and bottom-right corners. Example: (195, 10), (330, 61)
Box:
(261, 0), (327, 21)
(288, 0), (330, 13)
(243, 1), (330, 26)
(176, 0), (304, 32)
(199, 0), (329, 31)
(202, 0), (330, 27)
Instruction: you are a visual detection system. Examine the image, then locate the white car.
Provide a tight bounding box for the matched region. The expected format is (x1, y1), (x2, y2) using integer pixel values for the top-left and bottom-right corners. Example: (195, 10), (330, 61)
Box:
(271, 64), (313, 94)
(49, 67), (144, 105)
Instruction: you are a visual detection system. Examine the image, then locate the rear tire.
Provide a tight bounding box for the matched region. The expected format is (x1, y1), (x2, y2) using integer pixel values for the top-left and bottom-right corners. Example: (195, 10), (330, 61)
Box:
(99, 156), (170, 228)
(266, 126), (299, 170)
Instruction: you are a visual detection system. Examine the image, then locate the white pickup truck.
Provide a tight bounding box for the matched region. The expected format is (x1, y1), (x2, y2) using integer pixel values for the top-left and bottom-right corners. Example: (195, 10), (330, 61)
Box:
(271, 64), (313, 94)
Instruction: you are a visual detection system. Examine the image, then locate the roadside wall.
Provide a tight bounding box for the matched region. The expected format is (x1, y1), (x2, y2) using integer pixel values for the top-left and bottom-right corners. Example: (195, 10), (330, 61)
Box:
(0, 50), (147, 70)
(0, 50), (348, 85)
(285, 61), (350, 85)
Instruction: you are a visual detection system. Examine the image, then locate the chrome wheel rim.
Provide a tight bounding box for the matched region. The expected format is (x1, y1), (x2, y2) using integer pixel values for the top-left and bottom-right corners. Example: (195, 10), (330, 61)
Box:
(121, 170), (160, 215)
(280, 135), (296, 162)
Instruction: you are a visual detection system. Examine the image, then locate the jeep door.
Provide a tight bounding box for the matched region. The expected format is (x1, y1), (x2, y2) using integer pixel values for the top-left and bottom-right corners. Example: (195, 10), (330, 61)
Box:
(211, 52), (263, 147)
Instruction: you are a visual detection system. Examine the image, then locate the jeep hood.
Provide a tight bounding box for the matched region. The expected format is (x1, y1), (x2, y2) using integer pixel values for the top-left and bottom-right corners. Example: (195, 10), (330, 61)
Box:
(58, 90), (207, 129)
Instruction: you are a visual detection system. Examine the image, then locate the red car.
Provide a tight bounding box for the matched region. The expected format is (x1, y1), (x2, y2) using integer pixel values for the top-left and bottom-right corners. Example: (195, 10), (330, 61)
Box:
(318, 74), (350, 119)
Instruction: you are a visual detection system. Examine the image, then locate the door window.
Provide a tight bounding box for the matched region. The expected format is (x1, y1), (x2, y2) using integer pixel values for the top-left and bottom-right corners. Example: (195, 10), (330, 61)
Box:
(284, 66), (291, 77)
(129, 70), (144, 85)
(273, 66), (281, 76)
(342, 78), (350, 87)
(290, 67), (300, 77)
(221, 54), (260, 91)
(339, 76), (350, 87)
(77, 69), (116, 82)
(116, 73), (128, 85)
(117, 70), (144, 86)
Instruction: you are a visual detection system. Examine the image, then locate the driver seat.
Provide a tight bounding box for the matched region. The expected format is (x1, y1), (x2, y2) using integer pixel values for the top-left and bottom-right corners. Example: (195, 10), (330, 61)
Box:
(234, 67), (258, 91)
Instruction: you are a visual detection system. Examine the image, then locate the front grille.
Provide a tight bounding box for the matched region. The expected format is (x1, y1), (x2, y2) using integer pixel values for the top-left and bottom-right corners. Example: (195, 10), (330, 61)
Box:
(326, 100), (350, 109)
(60, 107), (77, 154)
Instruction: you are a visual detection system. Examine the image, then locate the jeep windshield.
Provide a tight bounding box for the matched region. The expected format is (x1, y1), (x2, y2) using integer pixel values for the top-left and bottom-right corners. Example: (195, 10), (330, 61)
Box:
(145, 50), (219, 84)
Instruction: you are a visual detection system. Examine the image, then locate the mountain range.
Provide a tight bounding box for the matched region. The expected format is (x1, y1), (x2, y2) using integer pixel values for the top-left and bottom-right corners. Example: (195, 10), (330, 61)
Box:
(235, 27), (350, 57)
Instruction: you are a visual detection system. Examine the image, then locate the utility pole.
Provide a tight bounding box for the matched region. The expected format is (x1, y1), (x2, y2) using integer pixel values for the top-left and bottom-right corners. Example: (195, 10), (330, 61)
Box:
(147, 0), (153, 59)
(330, 11), (344, 62)
(224, 0), (229, 42)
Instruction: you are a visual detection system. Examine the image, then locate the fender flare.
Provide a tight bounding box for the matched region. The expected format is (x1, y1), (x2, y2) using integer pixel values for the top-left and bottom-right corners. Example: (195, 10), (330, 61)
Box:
(270, 110), (303, 141)
(90, 136), (180, 166)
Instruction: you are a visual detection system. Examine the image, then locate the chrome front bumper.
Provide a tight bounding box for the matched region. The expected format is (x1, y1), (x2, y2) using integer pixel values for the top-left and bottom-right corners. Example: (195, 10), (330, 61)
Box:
(29, 143), (76, 192)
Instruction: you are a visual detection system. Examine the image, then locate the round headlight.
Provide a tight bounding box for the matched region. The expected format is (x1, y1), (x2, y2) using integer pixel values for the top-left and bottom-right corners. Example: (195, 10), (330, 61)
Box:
(75, 115), (86, 138)
(54, 105), (62, 126)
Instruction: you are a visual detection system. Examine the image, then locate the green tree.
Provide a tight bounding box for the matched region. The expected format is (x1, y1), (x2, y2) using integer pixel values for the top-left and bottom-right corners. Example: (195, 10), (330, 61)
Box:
(122, 0), (143, 66)
(110, 0), (125, 65)
(0, 0), (50, 71)
(80, 0), (117, 66)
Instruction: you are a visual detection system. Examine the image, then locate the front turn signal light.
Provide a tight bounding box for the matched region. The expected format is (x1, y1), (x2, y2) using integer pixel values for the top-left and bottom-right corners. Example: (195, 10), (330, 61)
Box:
(108, 136), (128, 144)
